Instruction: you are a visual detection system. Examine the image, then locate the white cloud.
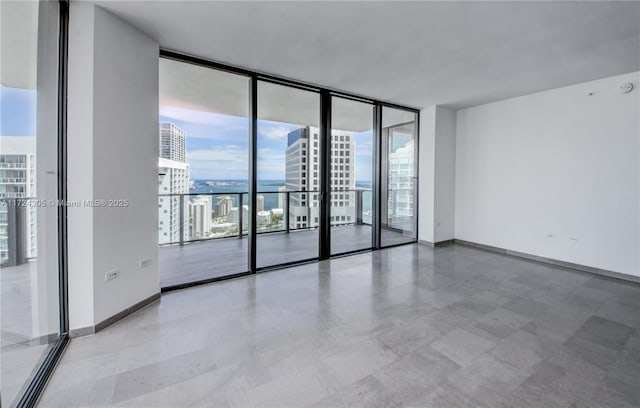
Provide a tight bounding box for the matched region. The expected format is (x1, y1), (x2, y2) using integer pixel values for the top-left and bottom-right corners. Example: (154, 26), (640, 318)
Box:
(355, 140), (373, 156)
(258, 124), (295, 141)
(256, 147), (286, 179)
(185, 145), (286, 180)
(187, 145), (249, 179)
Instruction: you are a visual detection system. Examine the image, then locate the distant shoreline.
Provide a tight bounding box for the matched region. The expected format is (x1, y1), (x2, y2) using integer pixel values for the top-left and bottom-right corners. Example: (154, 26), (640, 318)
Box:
(193, 179), (372, 187)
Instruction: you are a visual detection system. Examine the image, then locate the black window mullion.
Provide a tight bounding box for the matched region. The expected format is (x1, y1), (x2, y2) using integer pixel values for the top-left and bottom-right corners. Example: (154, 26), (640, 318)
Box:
(248, 76), (258, 273)
(319, 90), (331, 260)
(372, 104), (382, 249)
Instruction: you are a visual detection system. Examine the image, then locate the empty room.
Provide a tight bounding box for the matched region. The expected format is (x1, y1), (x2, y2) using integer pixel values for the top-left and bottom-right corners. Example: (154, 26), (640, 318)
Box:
(1, 1), (639, 407)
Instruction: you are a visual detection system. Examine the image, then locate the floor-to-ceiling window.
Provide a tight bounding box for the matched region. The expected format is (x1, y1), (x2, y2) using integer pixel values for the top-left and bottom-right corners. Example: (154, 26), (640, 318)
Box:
(1, 1), (67, 405)
(256, 81), (320, 268)
(158, 58), (250, 287)
(381, 107), (418, 246)
(157, 52), (419, 289)
(330, 97), (374, 255)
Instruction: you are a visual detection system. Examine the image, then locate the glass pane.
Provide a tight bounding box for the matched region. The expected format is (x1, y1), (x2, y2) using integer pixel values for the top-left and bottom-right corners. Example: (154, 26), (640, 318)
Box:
(257, 81), (320, 268)
(0, 1), (61, 405)
(381, 106), (417, 246)
(158, 58), (250, 286)
(330, 97), (374, 255)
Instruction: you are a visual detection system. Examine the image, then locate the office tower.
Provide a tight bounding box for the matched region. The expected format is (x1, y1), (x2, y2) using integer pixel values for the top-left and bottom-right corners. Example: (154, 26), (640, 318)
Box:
(257, 194), (264, 212)
(285, 126), (354, 229)
(158, 123), (190, 243)
(0, 137), (37, 262)
(387, 139), (414, 230)
(226, 205), (248, 226)
(215, 196), (234, 218)
(159, 122), (186, 162)
(189, 196), (212, 239)
(277, 185), (286, 209)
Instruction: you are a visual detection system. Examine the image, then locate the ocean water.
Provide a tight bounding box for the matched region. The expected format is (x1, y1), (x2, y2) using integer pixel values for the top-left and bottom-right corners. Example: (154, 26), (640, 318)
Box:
(190, 180), (284, 210)
(190, 180), (373, 212)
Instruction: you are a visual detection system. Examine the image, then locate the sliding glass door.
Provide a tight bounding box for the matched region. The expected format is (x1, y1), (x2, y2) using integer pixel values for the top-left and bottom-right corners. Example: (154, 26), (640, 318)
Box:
(157, 53), (419, 286)
(1, 1), (64, 405)
(158, 58), (250, 287)
(381, 107), (418, 246)
(256, 81), (320, 268)
(330, 97), (374, 255)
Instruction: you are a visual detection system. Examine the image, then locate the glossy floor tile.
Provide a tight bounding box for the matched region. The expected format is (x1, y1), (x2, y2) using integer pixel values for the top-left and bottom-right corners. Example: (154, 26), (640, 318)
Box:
(40, 243), (640, 407)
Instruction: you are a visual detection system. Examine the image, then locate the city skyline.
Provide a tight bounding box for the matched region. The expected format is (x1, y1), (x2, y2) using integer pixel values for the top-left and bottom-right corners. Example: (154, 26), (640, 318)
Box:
(160, 104), (373, 182)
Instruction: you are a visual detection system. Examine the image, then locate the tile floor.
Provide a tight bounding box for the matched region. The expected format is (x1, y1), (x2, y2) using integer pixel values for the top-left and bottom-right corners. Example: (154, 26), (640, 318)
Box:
(39, 243), (640, 407)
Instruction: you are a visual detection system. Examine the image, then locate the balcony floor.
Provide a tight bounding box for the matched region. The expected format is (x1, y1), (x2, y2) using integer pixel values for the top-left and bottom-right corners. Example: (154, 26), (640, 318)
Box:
(1, 261), (57, 406)
(159, 225), (414, 288)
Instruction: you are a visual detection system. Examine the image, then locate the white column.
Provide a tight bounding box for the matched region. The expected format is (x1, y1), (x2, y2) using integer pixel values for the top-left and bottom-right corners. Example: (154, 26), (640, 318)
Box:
(67, 3), (160, 332)
(418, 106), (456, 244)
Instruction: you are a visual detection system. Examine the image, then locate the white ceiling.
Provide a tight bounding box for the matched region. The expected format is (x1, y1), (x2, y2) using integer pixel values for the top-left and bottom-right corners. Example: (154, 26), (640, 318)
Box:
(1, 0), (39, 89)
(96, 1), (639, 109)
(160, 57), (413, 131)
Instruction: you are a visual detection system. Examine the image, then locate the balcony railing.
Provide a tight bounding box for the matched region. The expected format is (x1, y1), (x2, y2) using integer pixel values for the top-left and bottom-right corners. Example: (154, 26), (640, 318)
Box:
(0, 163), (27, 169)
(0, 178), (26, 184)
(158, 189), (373, 246)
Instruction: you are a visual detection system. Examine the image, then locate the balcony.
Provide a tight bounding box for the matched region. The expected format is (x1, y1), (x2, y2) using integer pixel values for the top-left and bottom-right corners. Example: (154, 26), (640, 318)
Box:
(158, 190), (415, 287)
(0, 163), (26, 169)
(0, 178), (26, 184)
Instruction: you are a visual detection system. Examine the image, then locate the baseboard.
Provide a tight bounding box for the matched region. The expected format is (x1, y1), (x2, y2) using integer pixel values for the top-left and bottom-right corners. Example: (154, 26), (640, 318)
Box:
(434, 239), (455, 247)
(418, 239), (455, 248)
(70, 292), (161, 338)
(454, 239), (640, 284)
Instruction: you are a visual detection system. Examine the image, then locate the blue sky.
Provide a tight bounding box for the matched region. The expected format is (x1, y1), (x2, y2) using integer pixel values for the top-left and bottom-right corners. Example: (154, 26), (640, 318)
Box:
(1, 86), (37, 136)
(1, 85), (372, 182)
(160, 105), (373, 182)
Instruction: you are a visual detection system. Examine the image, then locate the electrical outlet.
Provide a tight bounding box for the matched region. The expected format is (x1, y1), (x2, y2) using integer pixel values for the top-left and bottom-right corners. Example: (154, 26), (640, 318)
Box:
(105, 269), (120, 281)
(139, 258), (152, 269)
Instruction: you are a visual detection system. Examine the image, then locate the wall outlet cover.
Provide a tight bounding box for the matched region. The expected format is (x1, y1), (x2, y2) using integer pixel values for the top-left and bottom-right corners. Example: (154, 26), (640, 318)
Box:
(105, 269), (120, 281)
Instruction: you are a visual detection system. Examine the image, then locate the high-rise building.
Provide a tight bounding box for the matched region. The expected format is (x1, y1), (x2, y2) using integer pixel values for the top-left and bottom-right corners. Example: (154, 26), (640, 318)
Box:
(159, 123), (186, 162)
(215, 196), (234, 218)
(387, 139), (414, 230)
(189, 196), (212, 239)
(227, 205), (248, 226)
(158, 123), (190, 244)
(0, 137), (37, 262)
(257, 195), (264, 212)
(277, 185), (286, 209)
(285, 126), (355, 229)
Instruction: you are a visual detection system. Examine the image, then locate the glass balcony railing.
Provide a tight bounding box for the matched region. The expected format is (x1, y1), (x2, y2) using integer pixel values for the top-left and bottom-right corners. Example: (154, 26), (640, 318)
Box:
(158, 189), (373, 246)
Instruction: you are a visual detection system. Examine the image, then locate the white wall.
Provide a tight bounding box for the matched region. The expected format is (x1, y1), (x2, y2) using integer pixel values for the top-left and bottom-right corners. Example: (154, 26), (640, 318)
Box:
(418, 106), (456, 244)
(68, 3), (160, 331)
(68, 2), (96, 330)
(418, 107), (436, 243)
(456, 72), (640, 277)
(433, 106), (456, 242)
